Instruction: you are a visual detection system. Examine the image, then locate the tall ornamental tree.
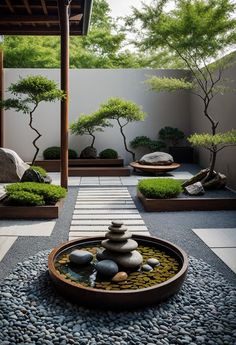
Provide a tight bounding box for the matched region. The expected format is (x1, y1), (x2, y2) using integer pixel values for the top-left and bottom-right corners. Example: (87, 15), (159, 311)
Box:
(95, 98), (146, 161)
(0, 75), (65, 165)
(129, 0), (236, 182)
(70, 112), (111, 148)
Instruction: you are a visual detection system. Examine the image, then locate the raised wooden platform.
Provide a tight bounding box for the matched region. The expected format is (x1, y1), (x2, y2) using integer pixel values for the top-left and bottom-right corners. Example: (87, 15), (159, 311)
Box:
(130, 162), (180, 174)
(69, 167), (130, 176)
(34, 158), (124, 172)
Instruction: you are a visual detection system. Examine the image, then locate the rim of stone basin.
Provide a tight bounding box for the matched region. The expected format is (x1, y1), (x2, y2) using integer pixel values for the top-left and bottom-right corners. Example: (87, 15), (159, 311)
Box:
(48, 235), (188, 309)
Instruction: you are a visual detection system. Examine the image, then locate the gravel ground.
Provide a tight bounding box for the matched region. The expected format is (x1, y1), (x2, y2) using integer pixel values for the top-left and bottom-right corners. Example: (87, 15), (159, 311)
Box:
(0, 250), (235, 345)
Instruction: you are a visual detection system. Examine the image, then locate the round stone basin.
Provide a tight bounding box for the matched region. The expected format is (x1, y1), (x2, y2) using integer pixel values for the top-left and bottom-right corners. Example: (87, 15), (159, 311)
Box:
(48, 235), (188, 310)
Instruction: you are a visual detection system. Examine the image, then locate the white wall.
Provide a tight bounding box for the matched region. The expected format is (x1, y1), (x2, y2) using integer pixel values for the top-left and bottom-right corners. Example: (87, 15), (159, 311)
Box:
(3, 68), (190, 164)
(190, 61), (236, 189)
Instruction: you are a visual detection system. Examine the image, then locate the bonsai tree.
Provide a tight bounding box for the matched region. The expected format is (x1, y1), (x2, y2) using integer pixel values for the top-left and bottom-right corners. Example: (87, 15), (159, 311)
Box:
(187, 131), (236, 186)
(158, 127), (184, 147)
(0, 75), (65, 165)
(95, 97), (146, 161)
(70, 112), (111, 148)
(128, 0), (236, 184)
(130, 136), (166, 153)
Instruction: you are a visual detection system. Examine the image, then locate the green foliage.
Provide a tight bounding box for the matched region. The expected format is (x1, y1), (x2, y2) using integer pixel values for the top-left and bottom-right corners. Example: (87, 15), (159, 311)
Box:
(159, 127), (185, 146)
(188, 130), (236, 152)
(5, 182), (67, 205)
(138, 178), (182, 199)
(147, 76), (193, 92)
(2, 0), (144, 69)
(7, 191), (45, 206)
(30, 166), (47, 178)
(130, 136), (166, 151)
(99, 148), (118, 159)
(43, 147), (78, 160)
(96, 98), (146, 123)
(70, 112), (111, 147)
(96, 98), (146, 161)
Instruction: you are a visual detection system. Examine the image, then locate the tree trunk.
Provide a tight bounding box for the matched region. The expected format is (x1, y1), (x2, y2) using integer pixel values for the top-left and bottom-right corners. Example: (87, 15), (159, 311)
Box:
(29, 111), (42, 165)
(118, 120), (136, 161)
(205, 148), (217, 181)
(90, 134), (96, 148)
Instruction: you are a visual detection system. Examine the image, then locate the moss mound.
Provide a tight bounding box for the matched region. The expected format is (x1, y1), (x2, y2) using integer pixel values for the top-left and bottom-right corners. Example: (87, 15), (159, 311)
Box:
(43, 146), (77, 160)
(138, 178), (182, 199)
(5, 182), (66, 205)
(99, 148), (118, 159)
(30, 165), (47, 177)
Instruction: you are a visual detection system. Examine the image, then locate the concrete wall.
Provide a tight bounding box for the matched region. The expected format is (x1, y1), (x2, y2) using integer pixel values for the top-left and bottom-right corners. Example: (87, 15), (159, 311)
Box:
(190, 62), (236, 190)
(3, 68), (190, 164)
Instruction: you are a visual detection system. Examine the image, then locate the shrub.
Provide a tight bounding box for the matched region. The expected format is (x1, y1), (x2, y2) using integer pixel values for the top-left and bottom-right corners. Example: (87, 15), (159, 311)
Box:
(130, 136), (166, 151)
(7, 191), (45, 206)
(138, 178), (182, 199)
(43, 146), (77, 160)
(5, 182), (66, 205)
(30, 165), (47, 177)
(159, 127), (185, 146)
(99, 148), (118, 159)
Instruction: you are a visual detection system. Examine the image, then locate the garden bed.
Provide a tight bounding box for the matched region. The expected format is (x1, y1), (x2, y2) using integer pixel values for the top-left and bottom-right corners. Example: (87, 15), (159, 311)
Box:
(0, 197), (65, 219)
(137, 189), (236, 212)
(34, 158), (124, 172)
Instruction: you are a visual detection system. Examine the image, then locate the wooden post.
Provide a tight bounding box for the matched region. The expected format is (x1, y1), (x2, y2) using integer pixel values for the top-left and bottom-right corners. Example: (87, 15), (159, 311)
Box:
(0, 49), (3, 147)
(60, 1), (70, 189)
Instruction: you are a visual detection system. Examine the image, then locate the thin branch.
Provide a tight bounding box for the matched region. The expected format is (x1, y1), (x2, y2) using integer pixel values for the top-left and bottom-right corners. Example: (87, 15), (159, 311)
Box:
(216, 144), (236, 153)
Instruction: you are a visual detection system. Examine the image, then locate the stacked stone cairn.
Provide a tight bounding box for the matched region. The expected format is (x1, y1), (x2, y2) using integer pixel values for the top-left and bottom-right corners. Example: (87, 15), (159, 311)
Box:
(69, 221), (160, 283)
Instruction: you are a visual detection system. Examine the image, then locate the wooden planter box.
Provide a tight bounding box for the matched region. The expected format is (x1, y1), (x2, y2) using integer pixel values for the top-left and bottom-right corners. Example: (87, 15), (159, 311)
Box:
(0, 198), (65, 219)
(137, 190), (236, 212)
(34, 158), (124, 172)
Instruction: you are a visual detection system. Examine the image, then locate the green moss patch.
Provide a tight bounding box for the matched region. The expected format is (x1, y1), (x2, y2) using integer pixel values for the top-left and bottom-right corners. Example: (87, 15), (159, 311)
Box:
(5, 182), (66, 206)
(138, 178), (182, 199)
(30, 165), (47, 177)
(99, 148), (118, 159)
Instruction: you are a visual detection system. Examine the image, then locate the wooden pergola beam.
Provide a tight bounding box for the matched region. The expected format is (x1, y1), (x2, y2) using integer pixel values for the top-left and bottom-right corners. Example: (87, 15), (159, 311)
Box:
(0, 15), (83, 24)
(59, 1), (70, 189)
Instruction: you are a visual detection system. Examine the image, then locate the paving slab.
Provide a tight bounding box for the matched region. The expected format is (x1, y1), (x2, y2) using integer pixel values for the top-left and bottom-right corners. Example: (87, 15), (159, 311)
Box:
(193, 228), (236, 247)
(75, 204), (136, 209)
(73, 209), (139, 214)
(72, 214), (141, 219)
(71, 219), (145, 225)
(211, 248), (236, 273)
(70, 225), (148, 231)
(0, 220), (56, 237)
(0, 236), (18, 262)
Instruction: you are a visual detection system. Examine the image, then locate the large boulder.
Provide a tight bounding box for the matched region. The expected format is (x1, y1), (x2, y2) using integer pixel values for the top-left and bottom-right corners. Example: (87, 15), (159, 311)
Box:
(139, 152), (174, 166)
(21, 168), (44, 183)
(80, 146), (97, 159)
(0, 148), (30, 183)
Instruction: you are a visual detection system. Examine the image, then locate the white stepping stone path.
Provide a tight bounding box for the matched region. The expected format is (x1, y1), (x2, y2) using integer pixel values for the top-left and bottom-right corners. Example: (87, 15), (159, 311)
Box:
(69, 187), (150, 240)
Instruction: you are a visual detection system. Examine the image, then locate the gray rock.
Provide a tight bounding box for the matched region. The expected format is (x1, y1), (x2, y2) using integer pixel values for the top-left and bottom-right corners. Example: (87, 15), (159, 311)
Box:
(102, 239), (138, 253)
(95, 260), (119, 277)
(203, 173), (227, 190)
(111, 221), (124, 227)
(21, 168), (44, 183)
(97, 249), (143, 269)
(105, 231), (132, 242)
(139, 152), (174, 166)
(108, 225), (128, 233)
(142, 264), (153, 272)
(0, 148), (30, 183)
(80, 146), (97, 159)
(184, 182), (205, 196)
(146, 258), (160, 267)
(69, 250), (93, 265)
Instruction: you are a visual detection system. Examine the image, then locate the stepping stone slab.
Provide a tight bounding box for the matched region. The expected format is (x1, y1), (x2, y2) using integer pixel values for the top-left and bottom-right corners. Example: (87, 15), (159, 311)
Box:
(105, 231), (132, 242)
(102, 239), (138, 253)
(69, 250), (93, 265)
(95, 260), (119, 277)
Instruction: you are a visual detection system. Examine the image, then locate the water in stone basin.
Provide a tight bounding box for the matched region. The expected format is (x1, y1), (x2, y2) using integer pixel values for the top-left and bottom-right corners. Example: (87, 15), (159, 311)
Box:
(55, 244), (180, 290)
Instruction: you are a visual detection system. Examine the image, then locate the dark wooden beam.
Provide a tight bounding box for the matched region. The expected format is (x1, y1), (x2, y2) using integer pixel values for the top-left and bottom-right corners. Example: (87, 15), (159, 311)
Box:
(0, 15), (82, 24)
(59, 1), (70, 189)
(0, 49), (4, 147)
(0, 26), (82, 35)
(5, 0), (14, 13)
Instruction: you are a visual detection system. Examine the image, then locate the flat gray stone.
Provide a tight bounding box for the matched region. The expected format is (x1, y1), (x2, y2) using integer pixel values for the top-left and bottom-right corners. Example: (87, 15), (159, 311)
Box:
(69, 250), (93, 265)
(139, 152), (174, 166)
(105, 231), (132, 242)
(102, 239), (138, 253)
(108, 225), (128, 233)
(147, 258), (160, 267)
